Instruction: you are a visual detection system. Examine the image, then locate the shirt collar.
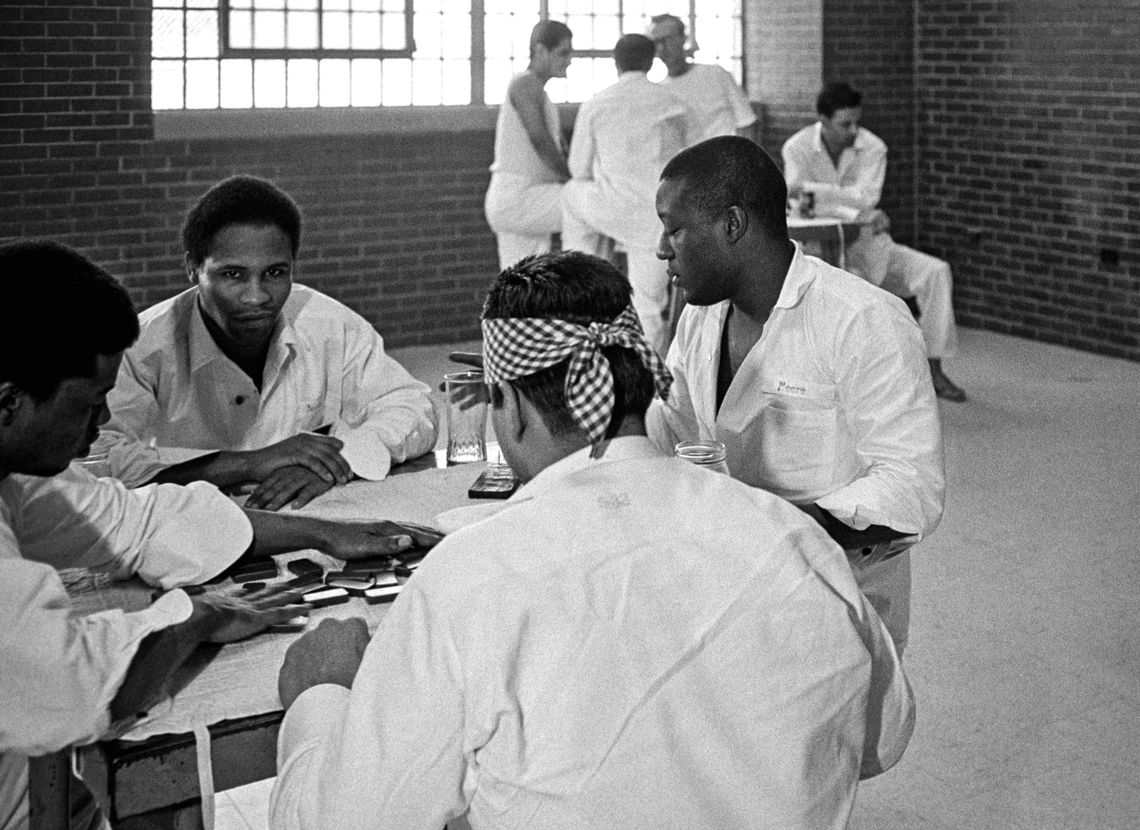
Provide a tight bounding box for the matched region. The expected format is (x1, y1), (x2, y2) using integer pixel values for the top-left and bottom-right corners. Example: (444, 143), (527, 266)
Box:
(617, 71), (649, 83)
(812, 121), (866, 158)
(773, 244), (815, 311)
(188, 293), (296, 373)
(510, 435), (664, 502)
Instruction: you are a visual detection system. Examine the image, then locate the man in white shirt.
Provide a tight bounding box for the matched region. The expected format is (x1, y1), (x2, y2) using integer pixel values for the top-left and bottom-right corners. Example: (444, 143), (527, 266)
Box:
(270, 250), (914, 829)
(95, 175), (438, 510)
(0, 241), (435, 830)
(782, 82), (967, 401)
(484, 20), (574, 269)
(562, 33), (688, 354)
(650, 136), (945, 654)
(648, 13), (755, 144)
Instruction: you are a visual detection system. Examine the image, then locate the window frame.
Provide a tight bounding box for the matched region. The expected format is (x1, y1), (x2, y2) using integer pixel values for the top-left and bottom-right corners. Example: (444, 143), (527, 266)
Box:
(151, 0), (747, 126)
(217, 0), (416, 61)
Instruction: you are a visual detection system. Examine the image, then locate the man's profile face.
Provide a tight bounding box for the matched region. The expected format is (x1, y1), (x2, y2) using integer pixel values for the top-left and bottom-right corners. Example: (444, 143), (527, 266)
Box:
(649, 20), (686, 69)
(655, 176), (732, 307)
(191, 222), (294, 351)
(536, 37), (573, 79)
(820, 106), (862, 151)
(8, 352), (122, 476)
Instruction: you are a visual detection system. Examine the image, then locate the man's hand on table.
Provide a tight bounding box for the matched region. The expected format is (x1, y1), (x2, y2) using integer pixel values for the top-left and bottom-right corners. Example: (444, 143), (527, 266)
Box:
(322, 520), (444, 560)
(278, 617), (370, 710)
(192, 583), (310, 644)
(247, 433), (353, 489)
(246, 464), (336, 511)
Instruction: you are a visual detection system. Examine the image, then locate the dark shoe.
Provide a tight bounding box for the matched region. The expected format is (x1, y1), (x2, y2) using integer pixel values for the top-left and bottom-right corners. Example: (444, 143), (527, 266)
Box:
(932, 370), (967, 402)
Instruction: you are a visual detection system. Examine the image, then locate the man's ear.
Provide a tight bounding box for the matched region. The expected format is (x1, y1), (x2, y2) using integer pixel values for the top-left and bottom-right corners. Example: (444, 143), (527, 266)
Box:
(724, 205), (749, 243)
(185, 252), (198, 285)
(496, 381), (527, 443)
(0, 382), (25, 428)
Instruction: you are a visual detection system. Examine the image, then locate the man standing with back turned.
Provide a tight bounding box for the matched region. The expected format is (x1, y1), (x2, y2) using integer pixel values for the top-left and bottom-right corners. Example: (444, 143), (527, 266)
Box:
(562, 33), (688, 354)
(270, 250), (913, 829)
(650, 137), (945, 655)
(782, 82), (967, 401)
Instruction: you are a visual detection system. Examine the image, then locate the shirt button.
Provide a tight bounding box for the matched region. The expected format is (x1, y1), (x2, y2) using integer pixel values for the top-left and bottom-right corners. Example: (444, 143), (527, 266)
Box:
(235, 395), (246, 405)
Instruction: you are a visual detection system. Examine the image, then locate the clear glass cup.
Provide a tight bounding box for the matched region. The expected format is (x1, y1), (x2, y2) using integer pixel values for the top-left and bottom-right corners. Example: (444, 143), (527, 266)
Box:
(674, 440), (730, 475)
(75, 450), (111, 478)
(443, 371), (488, 464)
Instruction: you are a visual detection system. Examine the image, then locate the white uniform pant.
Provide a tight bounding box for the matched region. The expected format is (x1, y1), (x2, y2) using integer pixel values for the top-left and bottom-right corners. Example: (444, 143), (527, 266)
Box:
(560, 223), (670, 356)
(484, 173), (562, 270)
(560, 186), (670, 355)
(846, 228), (959, 359)
(851, 549), (911, 656)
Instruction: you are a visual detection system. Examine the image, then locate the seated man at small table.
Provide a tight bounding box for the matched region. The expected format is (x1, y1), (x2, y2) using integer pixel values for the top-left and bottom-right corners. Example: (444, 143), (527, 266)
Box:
(0, 241), (435, 830)
(95, 175), (438, 510)
(270, 250), (914, 829)
(781, 82), (967, 401)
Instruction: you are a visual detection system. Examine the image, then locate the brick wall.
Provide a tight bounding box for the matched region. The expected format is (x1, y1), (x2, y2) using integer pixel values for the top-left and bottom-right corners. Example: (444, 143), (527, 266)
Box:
(916, 1), (1139, 359)
(748, 0), (823, 158)
(4, 1), (1138, 359)
(821, 0), (916, 243)
(0, 0), (499, 347)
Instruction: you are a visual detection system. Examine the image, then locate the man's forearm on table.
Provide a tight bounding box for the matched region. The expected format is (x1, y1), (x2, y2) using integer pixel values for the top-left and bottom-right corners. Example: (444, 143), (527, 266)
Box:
(149, 450), (253, 488)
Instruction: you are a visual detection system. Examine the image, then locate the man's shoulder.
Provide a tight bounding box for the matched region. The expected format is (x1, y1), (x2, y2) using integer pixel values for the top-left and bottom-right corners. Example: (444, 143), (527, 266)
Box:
(855, 127), (888, 154)
(134, 287), (197, 350)
(283, 284), (365, 326)
(798, 255), (916, 324)
(783, 124), (816, 150)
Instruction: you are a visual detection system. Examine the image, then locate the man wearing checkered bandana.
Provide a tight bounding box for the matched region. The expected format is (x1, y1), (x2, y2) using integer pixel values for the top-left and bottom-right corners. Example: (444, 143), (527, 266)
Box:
(482, 256), (672, 458)
(268, 248), (914, 830)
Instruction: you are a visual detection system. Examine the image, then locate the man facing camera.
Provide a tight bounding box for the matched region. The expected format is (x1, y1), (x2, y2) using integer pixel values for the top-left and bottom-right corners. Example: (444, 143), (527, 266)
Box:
(95, 175), (438, 510)
(270, 251), (913, 829)
(0, 241), (433, 830)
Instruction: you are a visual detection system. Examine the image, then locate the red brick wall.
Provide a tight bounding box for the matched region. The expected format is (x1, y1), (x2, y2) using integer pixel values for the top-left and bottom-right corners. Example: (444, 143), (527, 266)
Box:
(916, 1), (1139, 359)
(0, 0), (498, 347)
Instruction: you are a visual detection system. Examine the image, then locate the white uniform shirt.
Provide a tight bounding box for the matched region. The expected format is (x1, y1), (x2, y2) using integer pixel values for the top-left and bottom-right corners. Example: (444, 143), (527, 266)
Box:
(271, 437), (914, 830)
(565, 71), (688, 250)
(647, 246), (943, 538)
(660, 63), (755, 145)
(781, 122), (888, 222)
(0, 467), (251, 825)
(96, 284), (438, 487)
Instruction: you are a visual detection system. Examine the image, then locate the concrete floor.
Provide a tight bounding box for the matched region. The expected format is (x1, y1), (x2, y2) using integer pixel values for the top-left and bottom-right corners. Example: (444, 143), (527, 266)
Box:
(216, 327), (1140, 830)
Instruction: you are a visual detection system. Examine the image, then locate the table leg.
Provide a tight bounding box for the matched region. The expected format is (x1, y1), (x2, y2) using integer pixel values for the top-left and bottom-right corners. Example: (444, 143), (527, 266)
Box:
(28, 753), (71, 830)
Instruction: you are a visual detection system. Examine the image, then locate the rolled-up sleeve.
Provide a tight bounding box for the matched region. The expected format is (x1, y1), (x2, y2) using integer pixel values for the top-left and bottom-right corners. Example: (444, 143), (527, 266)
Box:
(5, 466), (251, 589)
(329, 320), (439, 482)
(0, 563), (193, 754)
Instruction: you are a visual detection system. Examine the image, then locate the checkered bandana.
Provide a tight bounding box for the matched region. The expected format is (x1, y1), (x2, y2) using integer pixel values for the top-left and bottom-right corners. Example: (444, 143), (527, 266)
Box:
(482, 304), (673, 444)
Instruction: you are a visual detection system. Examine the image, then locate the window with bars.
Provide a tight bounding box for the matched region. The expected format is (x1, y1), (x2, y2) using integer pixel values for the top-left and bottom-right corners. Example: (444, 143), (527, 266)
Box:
(152, 0), (744, 110)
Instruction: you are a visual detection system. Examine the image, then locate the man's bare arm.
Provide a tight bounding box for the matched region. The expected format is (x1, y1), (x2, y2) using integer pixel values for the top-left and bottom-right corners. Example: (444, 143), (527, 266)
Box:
(508, 73), (570, 181)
